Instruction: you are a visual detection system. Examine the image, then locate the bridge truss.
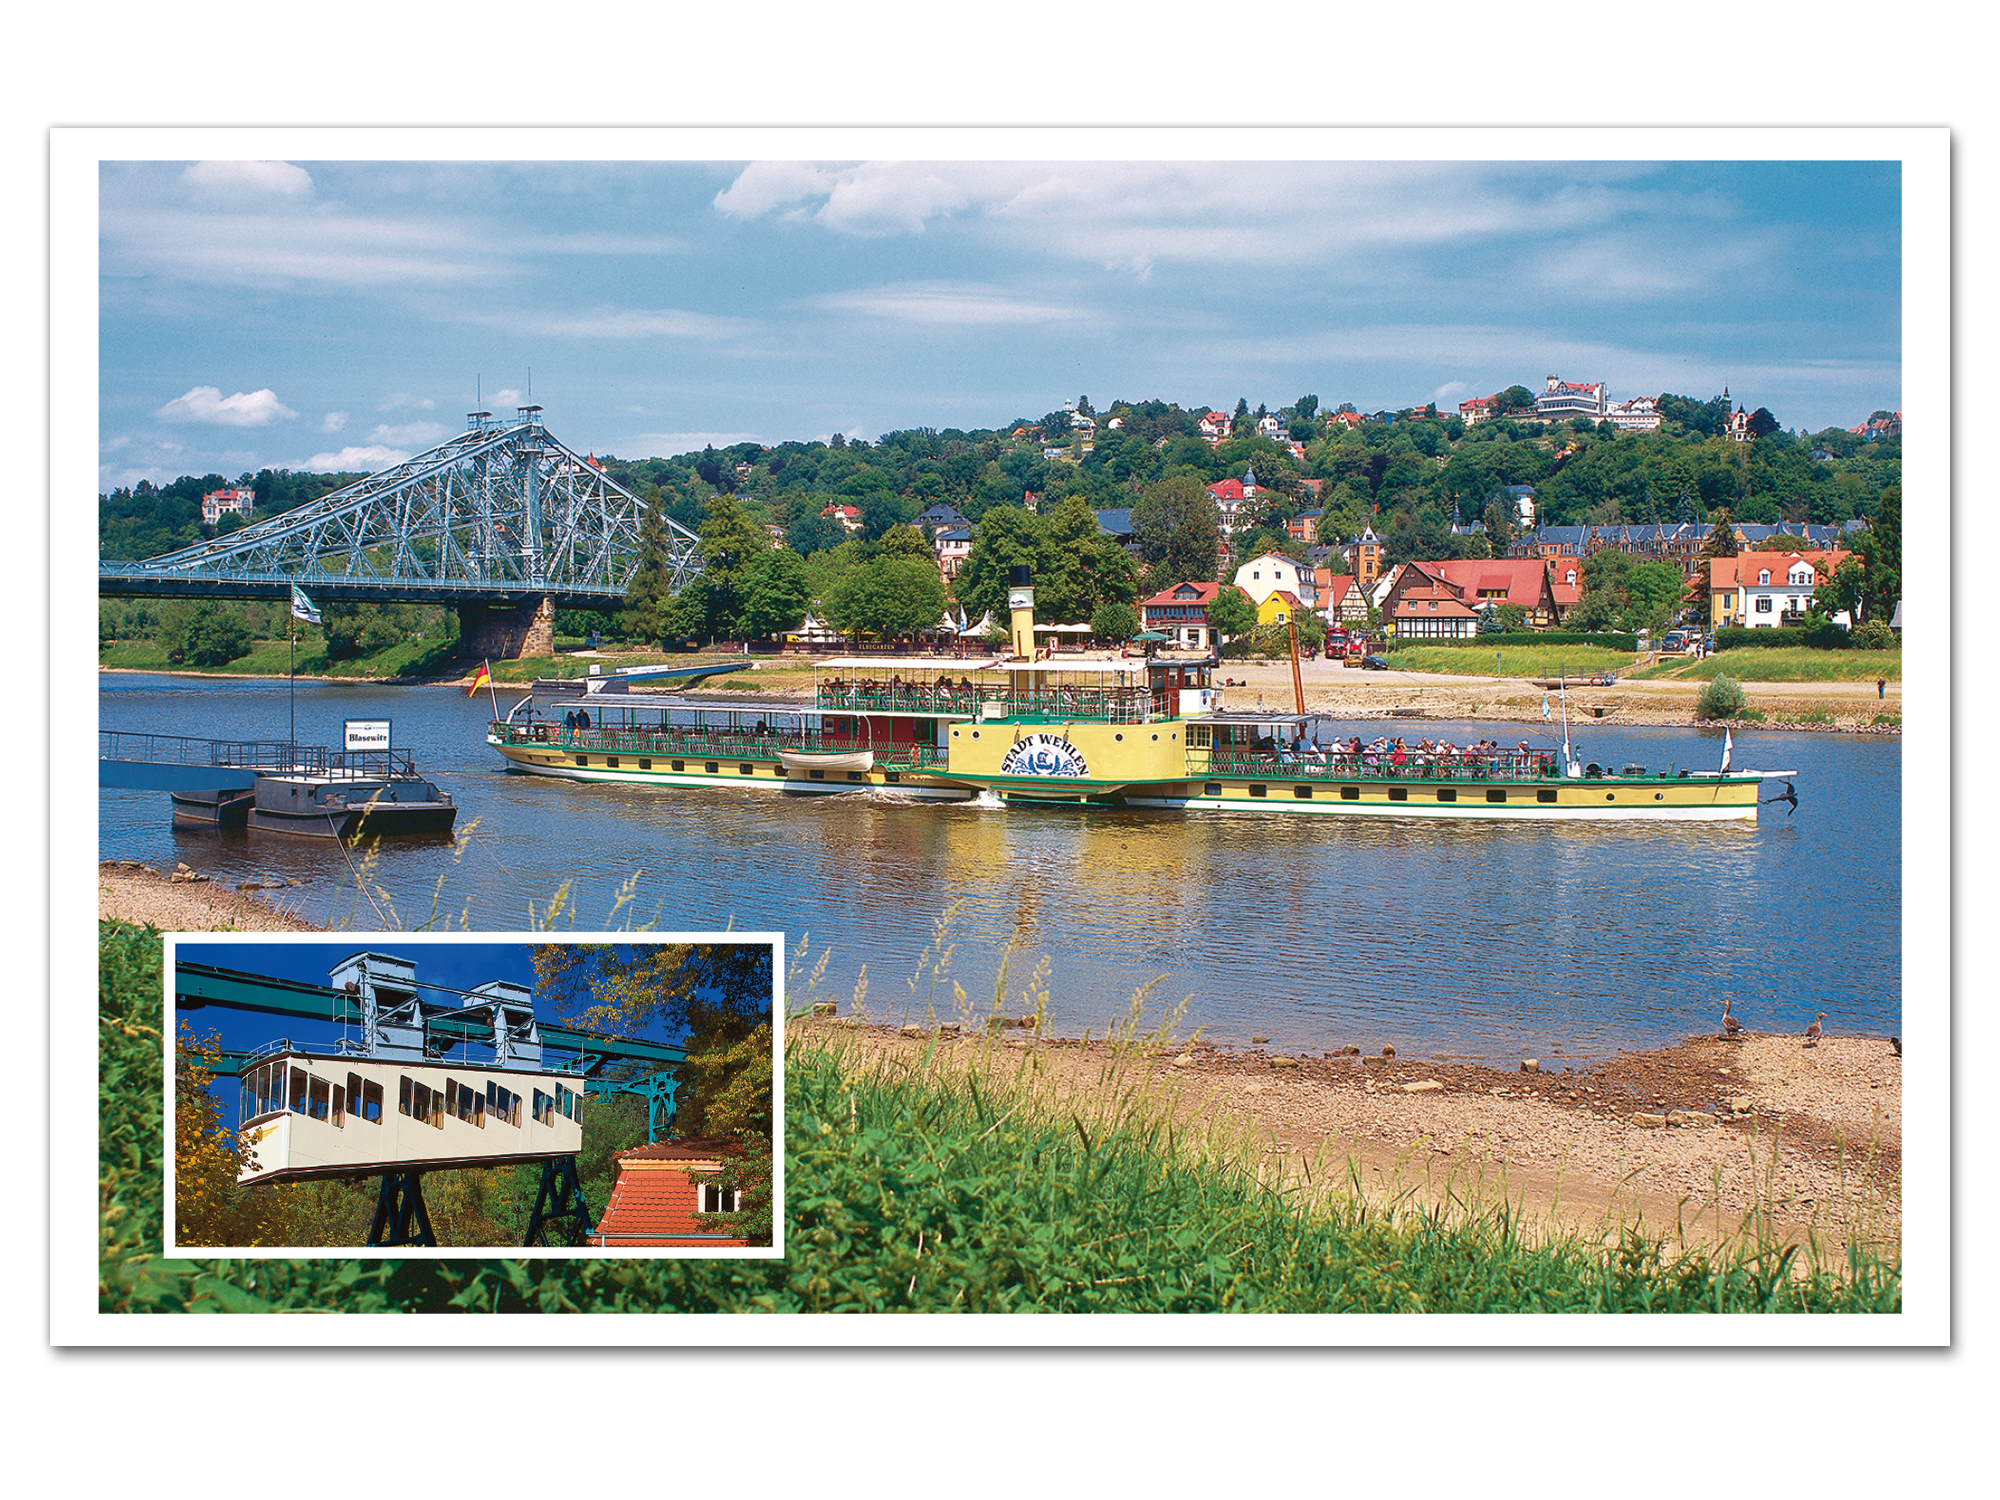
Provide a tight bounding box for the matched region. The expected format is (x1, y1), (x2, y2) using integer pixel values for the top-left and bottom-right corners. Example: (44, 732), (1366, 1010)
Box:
(99, 407), (701, 606)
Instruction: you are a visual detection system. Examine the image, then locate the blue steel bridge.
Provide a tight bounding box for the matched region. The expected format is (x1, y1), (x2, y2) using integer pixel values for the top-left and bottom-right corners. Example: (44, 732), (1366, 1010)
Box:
(97, 407), (702, 656)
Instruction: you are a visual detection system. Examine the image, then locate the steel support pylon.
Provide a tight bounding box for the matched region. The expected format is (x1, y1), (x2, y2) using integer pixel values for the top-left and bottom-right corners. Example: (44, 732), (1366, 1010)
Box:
(367, 1171), (438, 1247)
(524, 1155), (594, 1248)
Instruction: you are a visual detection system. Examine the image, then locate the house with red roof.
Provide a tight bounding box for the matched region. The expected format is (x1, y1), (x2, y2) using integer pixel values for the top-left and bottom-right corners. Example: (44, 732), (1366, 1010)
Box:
(586, 1137), (753, 1249)
(1456, 394), (1499, 427)
(1140, 580), (1247, 651)
(1536, 376), (1609, 421)
(1710, 550), (1852, 630)
(1386, 577), (1483, 640)
(1382, 557), (1566, 633)
(1322, 572), (1368, 626)
(820, 502), (863, 534)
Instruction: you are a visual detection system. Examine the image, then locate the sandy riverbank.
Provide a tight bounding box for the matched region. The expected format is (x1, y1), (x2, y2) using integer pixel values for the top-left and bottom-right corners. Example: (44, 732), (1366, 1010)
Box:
(98, 860), (320, 931)
(805, 1014), (1902, 1250)
(1208, 658), (1901, 731)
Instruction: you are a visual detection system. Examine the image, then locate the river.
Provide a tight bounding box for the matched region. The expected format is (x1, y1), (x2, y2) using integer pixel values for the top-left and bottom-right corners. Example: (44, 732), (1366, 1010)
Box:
(98, 672), (1901, 1064)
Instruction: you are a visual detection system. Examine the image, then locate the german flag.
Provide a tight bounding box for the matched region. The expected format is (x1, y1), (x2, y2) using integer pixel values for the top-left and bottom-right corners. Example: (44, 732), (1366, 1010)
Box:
(467, 660), (492, 696)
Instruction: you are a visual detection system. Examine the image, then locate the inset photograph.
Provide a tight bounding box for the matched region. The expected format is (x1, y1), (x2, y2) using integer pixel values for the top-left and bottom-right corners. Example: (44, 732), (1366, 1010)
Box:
(167, 933), (779, 1255)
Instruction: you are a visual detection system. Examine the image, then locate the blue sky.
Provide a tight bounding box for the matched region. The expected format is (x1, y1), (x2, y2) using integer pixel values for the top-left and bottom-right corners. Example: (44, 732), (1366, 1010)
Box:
(98, 155), (1901, 494)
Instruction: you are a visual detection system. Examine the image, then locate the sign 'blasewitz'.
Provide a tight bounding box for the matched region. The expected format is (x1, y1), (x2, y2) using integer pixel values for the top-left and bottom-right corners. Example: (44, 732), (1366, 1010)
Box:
(345, 719), (392, 752)
(999, 733), (1088, 778)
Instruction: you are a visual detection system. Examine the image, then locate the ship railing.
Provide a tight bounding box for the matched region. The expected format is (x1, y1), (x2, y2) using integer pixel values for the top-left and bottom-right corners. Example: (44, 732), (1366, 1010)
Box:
(815, 684), (1152, 722)
(1191, 748), (1563, 782)
(492, 721), (949, 768)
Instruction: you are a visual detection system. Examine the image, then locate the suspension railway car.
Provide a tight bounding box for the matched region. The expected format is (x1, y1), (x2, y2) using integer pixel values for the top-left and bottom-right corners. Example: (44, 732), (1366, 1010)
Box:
(235, 1050), (585, 1187)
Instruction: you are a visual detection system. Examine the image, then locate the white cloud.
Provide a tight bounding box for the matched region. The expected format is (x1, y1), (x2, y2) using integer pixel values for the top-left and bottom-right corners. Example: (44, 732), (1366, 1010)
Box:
(707, 160), (1697, 277)
(302, 444), (409, 474)
(153, 386), (297, 427)
(1430, 380), (1471, 406)
(181, 160), (314, 198)
(368, 421), (449, 448)
(488, 390), (525, 410)
(511, 307), (752, 341)
(713, 161), (850, 219)
(814, 281), (1086, 327)
(377, 392), (437, 412)
(102, 205), (492, 289)
(321, 412), (348, 433)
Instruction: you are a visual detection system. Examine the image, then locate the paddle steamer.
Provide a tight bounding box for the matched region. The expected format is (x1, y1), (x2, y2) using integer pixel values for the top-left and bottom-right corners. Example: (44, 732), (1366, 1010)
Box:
(484, 569), (1790, 821)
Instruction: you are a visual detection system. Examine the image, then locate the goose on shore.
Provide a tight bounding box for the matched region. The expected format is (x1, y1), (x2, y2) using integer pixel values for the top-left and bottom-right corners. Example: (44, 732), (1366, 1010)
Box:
(1890, 1035), (1902, 1057)
(1722, 998), (1744, 1039)
(1804, 1013), (1825, 1048)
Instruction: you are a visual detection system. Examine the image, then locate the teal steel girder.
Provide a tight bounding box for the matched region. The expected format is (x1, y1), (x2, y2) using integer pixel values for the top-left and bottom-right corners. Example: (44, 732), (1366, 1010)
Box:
(175, 963), (687, 1068)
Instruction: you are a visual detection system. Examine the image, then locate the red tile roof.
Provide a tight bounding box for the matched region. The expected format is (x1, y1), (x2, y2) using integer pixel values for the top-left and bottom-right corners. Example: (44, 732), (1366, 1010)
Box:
(586, 1137), (751, 1249)
(1140, 580), (1225, 607)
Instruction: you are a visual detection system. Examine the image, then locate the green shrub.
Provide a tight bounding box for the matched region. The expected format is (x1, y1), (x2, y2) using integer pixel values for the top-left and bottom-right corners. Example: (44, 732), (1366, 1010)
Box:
(1414, 631), (1639, 651)
(1848, 619), (1897, 651)
(1696, 676), (1746, 720)
(1716, 622), (1849, 652)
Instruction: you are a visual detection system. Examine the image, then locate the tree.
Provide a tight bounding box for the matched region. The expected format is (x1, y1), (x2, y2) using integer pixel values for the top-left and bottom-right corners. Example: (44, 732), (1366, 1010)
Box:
(1035, 494), (1138, 624)
(1130, 474), (1223, 586)
(1090, 600), (1138, 643)
(534, 942), (771, 1039)
(827, 556), (948, 639)
(533, 945), (774, 1248)
(174, 1026), (284, 1247)
(622, 490), (679, 642)
(1747, 407), (1782, 441)
(1499, 385), (1537, 415)
(157, 600), (255, 666)
(1207, 585), (1256, 649)
(953, 505), (1044, 623)
(735, 548), (813, 639)
(876, 522), (934, 561)
(686, 493), (773, 641)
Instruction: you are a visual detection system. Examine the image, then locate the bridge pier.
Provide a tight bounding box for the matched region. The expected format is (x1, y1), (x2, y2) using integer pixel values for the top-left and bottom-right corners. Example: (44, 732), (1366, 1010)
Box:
(459, 596), (556, 660)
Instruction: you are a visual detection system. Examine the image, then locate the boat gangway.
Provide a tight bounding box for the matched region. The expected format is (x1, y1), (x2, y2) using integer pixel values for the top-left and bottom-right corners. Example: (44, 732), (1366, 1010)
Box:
(100, 731), (422, 792)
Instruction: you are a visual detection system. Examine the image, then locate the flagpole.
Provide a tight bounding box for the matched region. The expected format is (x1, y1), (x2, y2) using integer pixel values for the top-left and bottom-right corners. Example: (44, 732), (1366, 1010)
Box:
(486, 659), (500, 718)
(289, 576), (297, 758)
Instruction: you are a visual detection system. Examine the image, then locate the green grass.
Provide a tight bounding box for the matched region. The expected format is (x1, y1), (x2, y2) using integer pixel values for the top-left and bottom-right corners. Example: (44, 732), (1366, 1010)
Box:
(99, 635), (461, 680)
(1385, 644), (1639, 679)
(1638, 648), (1902, 684)
(100, 920), (1899, 1316)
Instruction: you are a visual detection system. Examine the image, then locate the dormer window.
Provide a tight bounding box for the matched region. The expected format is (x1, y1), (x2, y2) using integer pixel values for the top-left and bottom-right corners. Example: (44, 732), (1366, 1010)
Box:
(1758, 569), (1770, 585)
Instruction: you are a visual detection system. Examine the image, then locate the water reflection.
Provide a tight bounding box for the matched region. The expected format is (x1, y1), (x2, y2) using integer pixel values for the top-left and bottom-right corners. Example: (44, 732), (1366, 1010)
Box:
(99, 674), (1900, 1062)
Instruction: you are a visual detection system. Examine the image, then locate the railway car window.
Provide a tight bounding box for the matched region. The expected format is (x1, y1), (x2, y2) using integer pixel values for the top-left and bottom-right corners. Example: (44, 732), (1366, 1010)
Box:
(290, 1068), (309, 1115)
(472, 1088), (485, 1128)
(399, 1075), (413, 1117)
(308, 1075), (330, 1121)
(361, 1080), (383, 1123)
(332, 1083), (345, 1127)
(532, 1088), (546, 1123)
